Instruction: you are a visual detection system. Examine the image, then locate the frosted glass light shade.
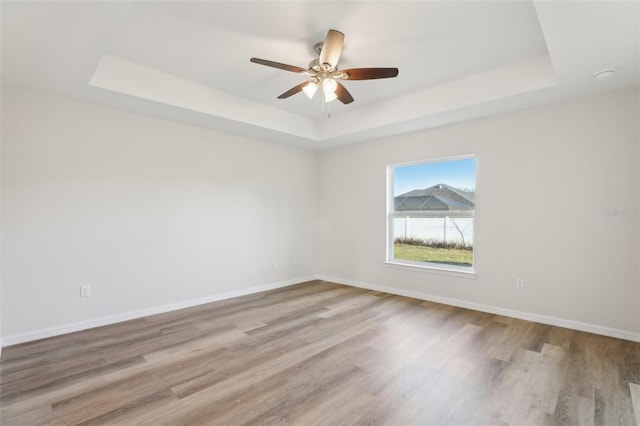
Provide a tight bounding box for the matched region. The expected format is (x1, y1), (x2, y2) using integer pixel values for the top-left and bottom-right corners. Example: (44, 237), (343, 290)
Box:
(322, 79), (338, 103)
(302, 82), (318, 99)
(324, 91), (337, 102)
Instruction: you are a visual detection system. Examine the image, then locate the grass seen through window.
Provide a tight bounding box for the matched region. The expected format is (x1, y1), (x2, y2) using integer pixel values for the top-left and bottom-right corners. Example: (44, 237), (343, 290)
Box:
(393, 237), (472, 266)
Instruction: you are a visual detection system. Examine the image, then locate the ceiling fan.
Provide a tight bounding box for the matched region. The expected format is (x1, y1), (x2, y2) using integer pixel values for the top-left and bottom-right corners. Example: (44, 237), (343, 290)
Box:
(250, 29), (399, 105)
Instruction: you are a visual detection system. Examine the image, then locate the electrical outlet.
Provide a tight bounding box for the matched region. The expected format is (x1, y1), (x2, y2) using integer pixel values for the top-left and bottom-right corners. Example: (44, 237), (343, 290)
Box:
(515, 278), (525, 291)
(272, 260), (278, 269)
(80, 285), (91, 297)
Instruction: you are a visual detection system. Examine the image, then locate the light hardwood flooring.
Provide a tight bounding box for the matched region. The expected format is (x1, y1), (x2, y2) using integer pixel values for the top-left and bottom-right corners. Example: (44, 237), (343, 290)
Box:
(1, 280), (639, 425)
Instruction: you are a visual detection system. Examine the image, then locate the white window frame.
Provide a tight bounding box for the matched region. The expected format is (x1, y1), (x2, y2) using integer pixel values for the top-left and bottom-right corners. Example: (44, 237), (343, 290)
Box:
(386, 154), (477, 276)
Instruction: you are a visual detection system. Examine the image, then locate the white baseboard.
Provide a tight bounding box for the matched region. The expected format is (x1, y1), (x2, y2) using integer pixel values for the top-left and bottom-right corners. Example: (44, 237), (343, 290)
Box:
(317, 275), (640, 343)
(3, 274), (638, 347)
(1, 276), (316, 347)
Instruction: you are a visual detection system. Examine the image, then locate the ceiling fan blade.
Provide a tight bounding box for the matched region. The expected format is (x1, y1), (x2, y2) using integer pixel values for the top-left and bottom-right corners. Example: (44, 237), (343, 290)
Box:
(250, 58), (306, 73)
(340, 68), (399, 80)
(277, 82), (308, 99)
(335, 82), (354, 104)
(319, 30), (344, 69)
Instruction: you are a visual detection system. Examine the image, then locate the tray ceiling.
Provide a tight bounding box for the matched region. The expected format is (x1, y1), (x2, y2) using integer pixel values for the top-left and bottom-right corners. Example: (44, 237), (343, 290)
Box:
(2, 1), (638, 149)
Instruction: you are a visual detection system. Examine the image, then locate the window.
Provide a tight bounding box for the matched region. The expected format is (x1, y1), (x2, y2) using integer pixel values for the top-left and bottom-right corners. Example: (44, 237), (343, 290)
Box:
(387, 155), (477, 273)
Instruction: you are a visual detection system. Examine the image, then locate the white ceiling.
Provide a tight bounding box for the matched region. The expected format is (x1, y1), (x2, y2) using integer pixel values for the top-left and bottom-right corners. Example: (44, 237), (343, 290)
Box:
(2, 1), (638, 150)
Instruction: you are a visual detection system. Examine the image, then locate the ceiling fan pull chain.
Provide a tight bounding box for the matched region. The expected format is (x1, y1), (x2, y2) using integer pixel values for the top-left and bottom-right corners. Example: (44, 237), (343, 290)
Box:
(321, 92), (332, 118)
(322, 91), (326, 117)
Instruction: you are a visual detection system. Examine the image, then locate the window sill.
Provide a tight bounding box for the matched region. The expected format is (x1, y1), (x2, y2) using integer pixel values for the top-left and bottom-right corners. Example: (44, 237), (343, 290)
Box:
(384, 260), (477, 279)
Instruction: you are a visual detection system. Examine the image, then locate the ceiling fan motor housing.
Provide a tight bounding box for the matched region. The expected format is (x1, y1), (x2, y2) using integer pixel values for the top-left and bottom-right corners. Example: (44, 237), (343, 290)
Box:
(308, 58), (321, 72)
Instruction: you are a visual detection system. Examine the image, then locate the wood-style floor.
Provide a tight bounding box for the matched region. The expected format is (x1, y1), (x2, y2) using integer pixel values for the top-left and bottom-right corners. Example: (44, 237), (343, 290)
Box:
(1, 280), (639, 425)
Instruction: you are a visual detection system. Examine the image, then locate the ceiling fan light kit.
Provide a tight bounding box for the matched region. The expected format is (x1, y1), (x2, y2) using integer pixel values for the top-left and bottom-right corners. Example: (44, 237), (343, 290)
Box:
(250, 29), (399, 113)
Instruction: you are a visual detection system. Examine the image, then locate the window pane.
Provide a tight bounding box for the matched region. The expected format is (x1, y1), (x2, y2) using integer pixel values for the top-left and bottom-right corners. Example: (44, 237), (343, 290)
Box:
(390, 157), (476, 270)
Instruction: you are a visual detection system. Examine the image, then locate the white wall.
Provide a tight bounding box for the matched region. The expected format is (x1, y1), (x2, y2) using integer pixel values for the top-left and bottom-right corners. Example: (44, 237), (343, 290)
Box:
(1, 87), (638, 344)
(317, 89), (640, 336)
(0, 93), (3, 353)
(1, 88), (316, 339)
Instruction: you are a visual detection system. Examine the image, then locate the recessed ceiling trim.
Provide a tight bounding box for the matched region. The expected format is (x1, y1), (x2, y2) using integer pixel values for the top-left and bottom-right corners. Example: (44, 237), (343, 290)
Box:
(318, 54), (558, 140)
(90, 53), (557, 144)
(90, 54), (319, 140)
